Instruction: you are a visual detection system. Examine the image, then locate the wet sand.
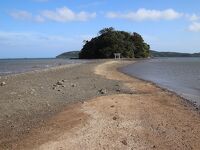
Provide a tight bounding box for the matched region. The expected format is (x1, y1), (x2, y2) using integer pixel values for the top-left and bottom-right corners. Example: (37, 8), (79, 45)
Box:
(1, 60), (200, 150)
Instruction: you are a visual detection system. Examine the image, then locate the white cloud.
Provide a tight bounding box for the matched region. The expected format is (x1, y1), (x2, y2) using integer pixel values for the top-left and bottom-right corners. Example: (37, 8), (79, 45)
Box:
(10, 10), (45, 23)
(35, 15), (45, 23)
(186, 14), (200, 21)
(106, 8), (183, 21)
(10, 7), (96, 23)
(10, 11), (32, 20)
(41, 7), (96, 22)
(188, 22), (200, 32)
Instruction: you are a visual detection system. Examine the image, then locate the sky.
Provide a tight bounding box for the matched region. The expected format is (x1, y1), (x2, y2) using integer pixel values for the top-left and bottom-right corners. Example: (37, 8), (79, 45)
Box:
(0, 0), (200, 58)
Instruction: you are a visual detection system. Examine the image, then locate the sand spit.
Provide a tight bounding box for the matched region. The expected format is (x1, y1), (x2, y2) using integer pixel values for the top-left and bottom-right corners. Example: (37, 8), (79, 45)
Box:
(1, 60), (200, 150)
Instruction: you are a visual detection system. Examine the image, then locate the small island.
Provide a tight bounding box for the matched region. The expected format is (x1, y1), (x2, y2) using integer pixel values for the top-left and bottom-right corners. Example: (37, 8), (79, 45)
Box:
(79, 27), (150, 59)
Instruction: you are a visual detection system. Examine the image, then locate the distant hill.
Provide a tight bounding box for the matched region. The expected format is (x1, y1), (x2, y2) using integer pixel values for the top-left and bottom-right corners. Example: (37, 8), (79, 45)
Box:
(150, 50), (200, 57)
(56, 51), (80, 59)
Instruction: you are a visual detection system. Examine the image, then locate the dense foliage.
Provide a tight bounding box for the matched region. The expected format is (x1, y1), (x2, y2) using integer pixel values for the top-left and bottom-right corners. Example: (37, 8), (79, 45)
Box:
(79, 27), (150, 59)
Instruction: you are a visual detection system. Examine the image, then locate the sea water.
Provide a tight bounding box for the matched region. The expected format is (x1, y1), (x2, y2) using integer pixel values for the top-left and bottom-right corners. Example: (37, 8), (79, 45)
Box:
(121, 58), (200, 105)
(0, 58), (87, 76)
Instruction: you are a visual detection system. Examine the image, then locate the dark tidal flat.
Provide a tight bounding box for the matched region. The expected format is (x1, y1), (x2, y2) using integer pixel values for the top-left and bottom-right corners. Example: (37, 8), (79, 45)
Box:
(121, 57), (200, 105)
(0, 58), (87, 76)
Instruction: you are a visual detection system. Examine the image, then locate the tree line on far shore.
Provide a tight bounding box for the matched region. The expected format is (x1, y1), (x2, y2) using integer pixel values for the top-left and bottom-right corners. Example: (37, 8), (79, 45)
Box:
(79, 27), (150, 59)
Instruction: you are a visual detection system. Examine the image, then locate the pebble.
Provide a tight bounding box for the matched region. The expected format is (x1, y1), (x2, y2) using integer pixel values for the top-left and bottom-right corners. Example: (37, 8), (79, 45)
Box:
(71, 83), (77, 87)
(116, 89), (121, 92)
(113, 116), (117, 120)
(57, 81), (63, 85)
(0, 82), (6, 86)
(121, 139), (127, 145)
(152, 145), (156, 148)
(99, 89), (107, 94)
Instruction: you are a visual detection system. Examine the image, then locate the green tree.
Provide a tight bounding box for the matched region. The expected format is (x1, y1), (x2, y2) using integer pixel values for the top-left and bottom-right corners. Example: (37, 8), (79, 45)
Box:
(79, 27), (150, 59)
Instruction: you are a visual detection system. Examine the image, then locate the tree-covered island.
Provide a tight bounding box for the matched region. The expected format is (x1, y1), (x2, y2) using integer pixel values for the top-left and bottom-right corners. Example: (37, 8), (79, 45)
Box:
(79, 27), (150, 59)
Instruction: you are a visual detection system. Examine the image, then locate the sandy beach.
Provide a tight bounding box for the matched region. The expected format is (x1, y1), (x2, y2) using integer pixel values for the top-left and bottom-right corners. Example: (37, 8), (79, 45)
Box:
(1, 60), (200, 150)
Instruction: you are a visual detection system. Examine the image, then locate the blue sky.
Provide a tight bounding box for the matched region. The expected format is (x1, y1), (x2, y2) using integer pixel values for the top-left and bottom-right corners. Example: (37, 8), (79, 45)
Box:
(1, 0), (200, 58)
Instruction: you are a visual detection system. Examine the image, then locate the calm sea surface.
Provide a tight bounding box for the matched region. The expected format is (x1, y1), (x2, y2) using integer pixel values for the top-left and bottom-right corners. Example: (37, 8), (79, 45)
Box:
(0, 58), (87, 76)
(121, 58), (200, 105)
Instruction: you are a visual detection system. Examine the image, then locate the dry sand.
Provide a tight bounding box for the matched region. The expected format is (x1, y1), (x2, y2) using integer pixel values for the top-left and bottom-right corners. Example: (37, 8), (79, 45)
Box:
(1, 60), (200, 150)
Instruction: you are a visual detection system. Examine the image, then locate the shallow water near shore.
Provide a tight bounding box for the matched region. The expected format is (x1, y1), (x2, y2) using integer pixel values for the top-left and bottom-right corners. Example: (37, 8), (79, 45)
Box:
(0, 58), (87, 76)
(121, 57), (200, 106)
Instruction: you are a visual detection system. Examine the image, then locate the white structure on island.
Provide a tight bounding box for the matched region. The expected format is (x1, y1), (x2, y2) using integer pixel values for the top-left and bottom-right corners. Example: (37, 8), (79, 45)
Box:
(114, 53), (121, 59)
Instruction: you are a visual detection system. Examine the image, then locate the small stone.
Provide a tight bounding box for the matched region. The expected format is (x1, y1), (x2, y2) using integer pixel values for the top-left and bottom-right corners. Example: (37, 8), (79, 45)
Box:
(113, 116), (117, 120)
(99, 89), (107, 94)
(57, 81), (63, 85)
(52, 87), (56, 90)
(110, 105), (115, 108)
(71, 83), (77, 87)
(121, 139), (127, 145)
(116, 89), (121, 92)
(31, 89), (35, 92)
(62, 85), (66, 88)
(152, 145), (156, 148)
(0, 82), (6, 86)
(57, 89), (61, 92)
(62, 79), (66, 82)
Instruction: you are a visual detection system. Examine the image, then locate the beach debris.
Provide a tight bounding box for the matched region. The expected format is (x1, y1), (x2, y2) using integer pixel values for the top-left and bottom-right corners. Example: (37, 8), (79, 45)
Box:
(99, 89), (107, 94)
(52, 80), (67, 90)
(0, 82), (6, 86)
(116, 89), (121, 92)
(71, 83), (77, 87)
(30, 89), (36, 94)
(57, 81), (63, 85)
(121, 139), (127, 146)
(113, 116), (117, 120)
